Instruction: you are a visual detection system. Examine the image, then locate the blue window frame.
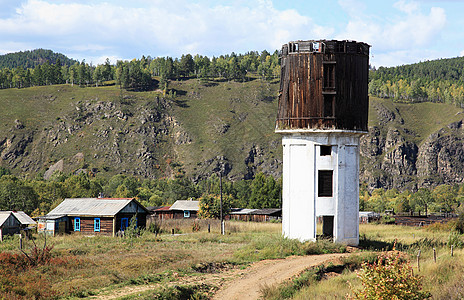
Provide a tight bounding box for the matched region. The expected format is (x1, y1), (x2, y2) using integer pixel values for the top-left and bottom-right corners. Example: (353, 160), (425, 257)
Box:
(94, 218), (100, 232)
(74, 217), (81, 231)
(184, 210), (190, 218)
(121, 218), (128, 231)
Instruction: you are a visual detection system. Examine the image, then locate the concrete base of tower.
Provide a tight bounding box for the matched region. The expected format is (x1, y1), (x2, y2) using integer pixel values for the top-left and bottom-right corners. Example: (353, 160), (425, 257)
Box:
(277, 129), (366, 246)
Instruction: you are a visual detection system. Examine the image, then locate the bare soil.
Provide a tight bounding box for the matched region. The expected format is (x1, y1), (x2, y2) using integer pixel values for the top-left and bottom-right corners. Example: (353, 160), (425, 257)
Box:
(95, 253), (349, 300)
(212, 253), (348, 300)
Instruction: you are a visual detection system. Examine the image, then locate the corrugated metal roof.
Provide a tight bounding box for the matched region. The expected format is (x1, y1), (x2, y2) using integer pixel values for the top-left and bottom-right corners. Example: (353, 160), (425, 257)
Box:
(48, 198), (136, 217)
(169, 200), (199, 211)
(250, 208), (282, 215)
(229, 208), (257, 215)
(37, 214), (67, 220)
(12, 211), (36, 225)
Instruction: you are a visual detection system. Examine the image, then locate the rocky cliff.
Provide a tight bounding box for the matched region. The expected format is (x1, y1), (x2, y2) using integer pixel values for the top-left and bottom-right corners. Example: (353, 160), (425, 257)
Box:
(360, 99), (464, 191)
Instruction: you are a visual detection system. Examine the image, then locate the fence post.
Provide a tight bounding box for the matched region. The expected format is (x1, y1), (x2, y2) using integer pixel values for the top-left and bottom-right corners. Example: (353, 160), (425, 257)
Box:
(451, 245), (454, 257)
(433, 248), (437, 263)
(172, 228), (174, 235)
(417, 250), (421, 271)
(208, 224), (210, 233)
(19, 234), (23, 250)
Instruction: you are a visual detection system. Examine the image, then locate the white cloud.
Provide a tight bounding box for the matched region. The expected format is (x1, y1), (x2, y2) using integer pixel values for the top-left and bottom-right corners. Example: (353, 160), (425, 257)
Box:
(337, 1), (446, 57)
(393, 0), (419, 14)
(0, 0), (334, 60)
(460, 50), (464, 57)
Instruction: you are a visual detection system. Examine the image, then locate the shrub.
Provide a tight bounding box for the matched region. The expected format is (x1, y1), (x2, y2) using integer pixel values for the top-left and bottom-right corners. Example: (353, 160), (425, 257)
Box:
(349, 251), (431, 300)
(192, 220), (201, 232)
(454, 214), (464, 234)
(447, 231), (464, 249)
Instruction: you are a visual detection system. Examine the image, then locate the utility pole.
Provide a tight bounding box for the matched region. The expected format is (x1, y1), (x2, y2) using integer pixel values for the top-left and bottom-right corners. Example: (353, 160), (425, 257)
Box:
(220, 171), (224, 235)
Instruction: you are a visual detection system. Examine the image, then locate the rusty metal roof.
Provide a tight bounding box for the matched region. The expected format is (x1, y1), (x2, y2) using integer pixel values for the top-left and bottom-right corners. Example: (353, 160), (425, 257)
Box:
(169, 200), (199, 211)
(47, 198), (138, 217)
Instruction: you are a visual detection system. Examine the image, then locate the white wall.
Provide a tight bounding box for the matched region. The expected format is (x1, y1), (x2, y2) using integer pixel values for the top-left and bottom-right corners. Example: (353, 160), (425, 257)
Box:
(280, 130), (363, 246)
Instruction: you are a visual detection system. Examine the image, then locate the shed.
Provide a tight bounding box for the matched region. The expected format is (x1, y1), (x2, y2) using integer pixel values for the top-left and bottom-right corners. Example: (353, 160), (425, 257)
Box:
(38, 198), (148, 236)
(169, 200), (199, 219)
(229, 208), (282, 222)
(0, 211), (36, 241)
(359, 211), (381, 224)
(148, 206), (173, 221)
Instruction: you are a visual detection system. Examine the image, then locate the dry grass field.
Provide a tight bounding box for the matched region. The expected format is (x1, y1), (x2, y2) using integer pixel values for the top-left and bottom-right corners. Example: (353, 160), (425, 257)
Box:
(0, 220), (463, 299)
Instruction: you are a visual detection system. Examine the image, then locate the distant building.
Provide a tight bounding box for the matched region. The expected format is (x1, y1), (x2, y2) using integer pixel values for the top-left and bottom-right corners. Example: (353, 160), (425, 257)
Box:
(37, 198), (148, 236)
(229, 208), (282, 222)
(359, 211), (381, 224)
(0, 211), (36, 241)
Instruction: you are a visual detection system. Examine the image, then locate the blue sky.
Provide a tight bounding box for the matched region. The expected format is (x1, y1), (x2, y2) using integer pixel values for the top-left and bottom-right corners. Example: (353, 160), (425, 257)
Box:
(0, 0), (463, 67)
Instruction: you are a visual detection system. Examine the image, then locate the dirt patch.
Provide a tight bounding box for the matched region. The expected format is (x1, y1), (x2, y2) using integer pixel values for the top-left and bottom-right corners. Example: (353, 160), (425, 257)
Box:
(212, 253), (348, 300)
(95, 253), (350, 300)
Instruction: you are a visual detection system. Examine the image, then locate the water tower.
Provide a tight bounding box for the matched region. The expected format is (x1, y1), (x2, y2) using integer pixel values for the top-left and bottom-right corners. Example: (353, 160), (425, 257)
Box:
(275, 40), (370, 245)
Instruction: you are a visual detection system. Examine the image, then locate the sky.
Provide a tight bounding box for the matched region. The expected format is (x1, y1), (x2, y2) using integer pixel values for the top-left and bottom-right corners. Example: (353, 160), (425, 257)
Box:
(0, 0), (463, 67)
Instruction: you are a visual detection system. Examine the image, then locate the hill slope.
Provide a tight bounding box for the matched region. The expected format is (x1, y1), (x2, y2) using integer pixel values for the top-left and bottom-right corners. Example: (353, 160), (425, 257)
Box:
(1, 79), (464, 190)
(0, 49), (77, 68)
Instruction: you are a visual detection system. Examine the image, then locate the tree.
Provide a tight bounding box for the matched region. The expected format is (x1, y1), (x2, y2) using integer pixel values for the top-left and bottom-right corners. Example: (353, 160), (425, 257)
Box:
(0, 175), (39, 214)
(432, 184), (457, 213)
(180, 54), (195, 78)
(248, 173), (281, 208)
(410, 188), (433, 215)
(198, 194), (231, 219)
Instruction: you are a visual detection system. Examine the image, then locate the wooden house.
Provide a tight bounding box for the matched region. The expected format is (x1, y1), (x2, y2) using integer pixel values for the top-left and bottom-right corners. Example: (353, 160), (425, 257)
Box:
(169, 200), (199, 219)
(147, 206), (172, 222)
(0, 211), (36, 241)
(37, 198), (148, 236)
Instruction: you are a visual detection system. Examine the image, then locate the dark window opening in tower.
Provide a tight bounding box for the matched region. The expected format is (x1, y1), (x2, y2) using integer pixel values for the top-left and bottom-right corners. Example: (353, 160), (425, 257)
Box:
(323, 64), (335, 88)
(318, 170), (333, 197)
(323, 94), (335, 117)
(320, 145), (332, 156)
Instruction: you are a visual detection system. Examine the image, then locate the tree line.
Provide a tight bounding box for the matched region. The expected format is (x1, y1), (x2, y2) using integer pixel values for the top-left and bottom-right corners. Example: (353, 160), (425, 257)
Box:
(0, 50), (280, 91)
(0, 167), (281, 217)
(360, 183), (464, 215)
(369, 56), (464, 106)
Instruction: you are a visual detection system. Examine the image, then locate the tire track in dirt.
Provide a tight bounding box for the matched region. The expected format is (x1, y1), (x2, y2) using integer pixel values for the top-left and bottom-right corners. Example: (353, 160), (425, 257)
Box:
(212, 253), (348, 300)
(95, 253), (349, 299)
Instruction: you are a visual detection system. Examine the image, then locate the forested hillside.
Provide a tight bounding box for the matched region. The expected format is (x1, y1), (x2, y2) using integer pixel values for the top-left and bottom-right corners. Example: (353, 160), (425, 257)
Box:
(0, 49), (77, 69)
(0, 50), (279, 90)
(369, 56), (464, 105)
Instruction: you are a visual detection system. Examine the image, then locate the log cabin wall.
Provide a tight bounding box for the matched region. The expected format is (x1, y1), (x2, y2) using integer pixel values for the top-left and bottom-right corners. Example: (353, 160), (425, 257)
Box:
(276, 40), (369, 131)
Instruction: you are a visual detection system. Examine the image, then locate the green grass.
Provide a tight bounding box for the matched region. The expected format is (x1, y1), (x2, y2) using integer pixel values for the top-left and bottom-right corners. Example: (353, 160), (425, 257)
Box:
(267, 223), (464, 300)
(169, 78), (282, 178)
(369, 97), (464, 145)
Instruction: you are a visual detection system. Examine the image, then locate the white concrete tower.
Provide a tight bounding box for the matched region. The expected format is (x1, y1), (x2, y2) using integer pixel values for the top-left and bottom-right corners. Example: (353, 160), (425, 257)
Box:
(275, 40), (370, 246)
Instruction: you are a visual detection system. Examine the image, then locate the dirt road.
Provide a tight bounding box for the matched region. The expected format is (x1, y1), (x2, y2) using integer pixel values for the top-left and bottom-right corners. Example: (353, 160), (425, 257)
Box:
(96, 253), (349, 299)
(212, 253), (348, 300)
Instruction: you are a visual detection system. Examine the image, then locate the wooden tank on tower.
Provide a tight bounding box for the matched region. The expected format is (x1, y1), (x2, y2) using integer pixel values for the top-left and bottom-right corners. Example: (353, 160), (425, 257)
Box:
(276, 40), (370, 131)
(276, 40), (370, 246)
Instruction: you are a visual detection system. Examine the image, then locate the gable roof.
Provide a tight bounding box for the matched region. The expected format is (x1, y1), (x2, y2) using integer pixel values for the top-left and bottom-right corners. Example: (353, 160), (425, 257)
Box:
(47, 198), (148, 217)
(0, 211), (36, 226)
(12, 211), (36, 225)
(169, 200), (199, 211)
(0, 212), (12, 227)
